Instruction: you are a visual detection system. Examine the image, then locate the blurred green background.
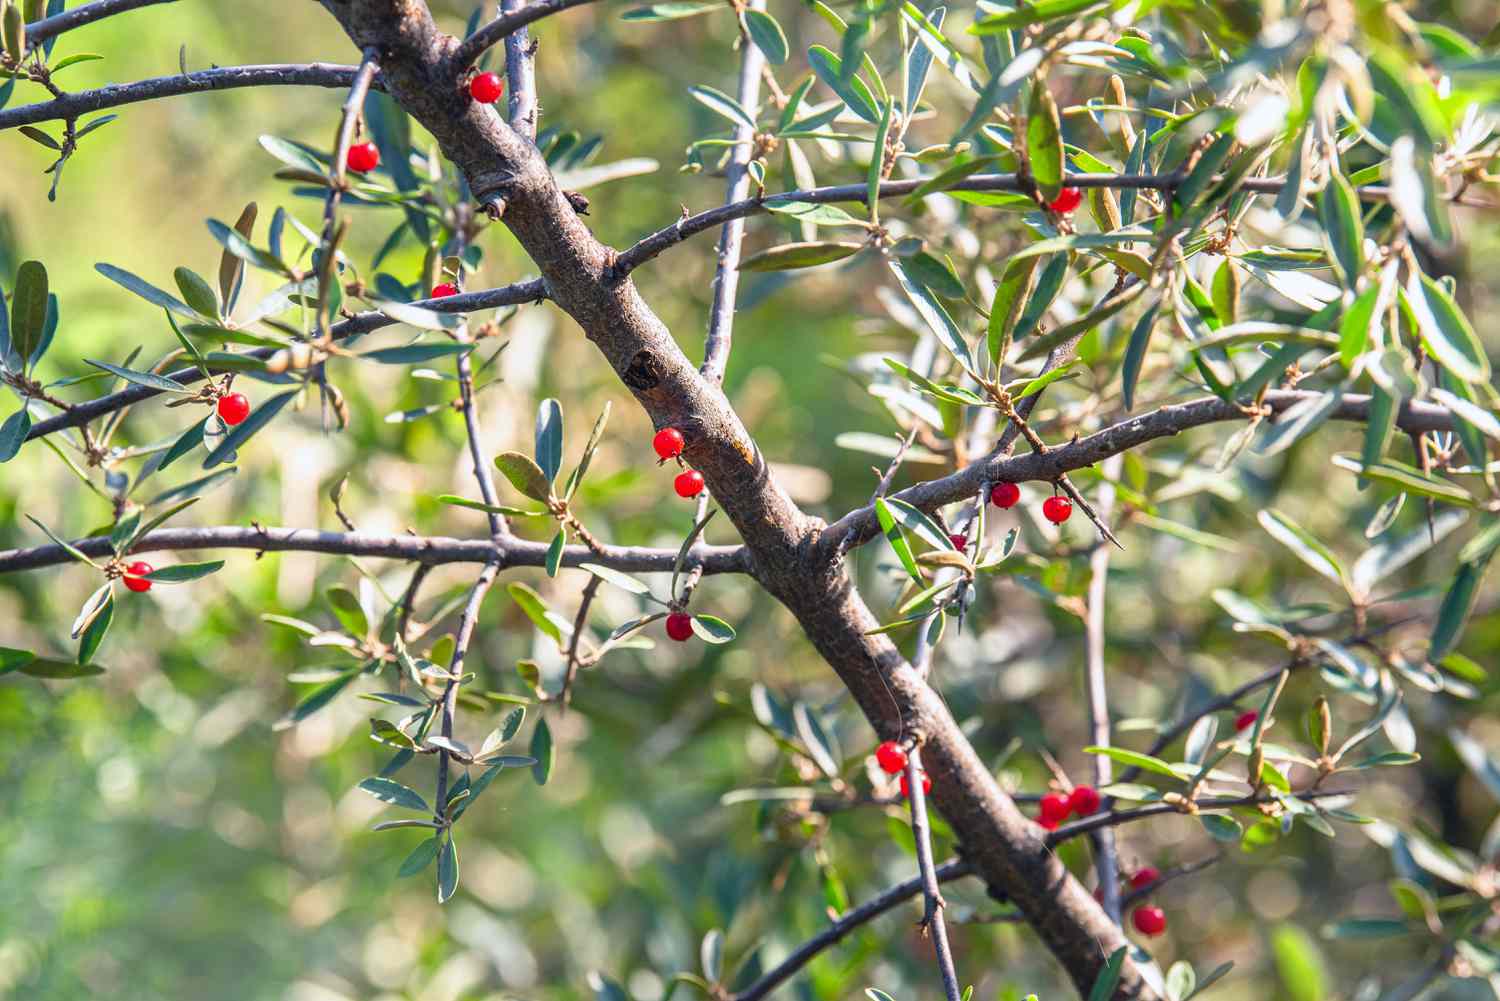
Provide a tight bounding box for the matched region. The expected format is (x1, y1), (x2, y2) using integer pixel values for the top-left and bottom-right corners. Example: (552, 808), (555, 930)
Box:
(3, 2), (1500, 1001)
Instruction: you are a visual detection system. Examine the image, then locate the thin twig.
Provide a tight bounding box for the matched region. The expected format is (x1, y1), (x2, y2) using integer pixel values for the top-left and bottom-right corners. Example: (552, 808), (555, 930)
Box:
(729, 859), (974, 1001)
(0, 63), (367, 130)
(559, 575), (602, 709)
(1085, 453), (1123, 922)
(0, 524), (751, 576)
(432, 562), (500, 823)
(451, 0), (603, 71)
(905, 748), (963, 1001)
(498, 0), (539, 140)
(24, 0), (176, 48)
(700, 0), (766, 386)
(314, 50), (380, 337)
(1046, 789), (1352, 846)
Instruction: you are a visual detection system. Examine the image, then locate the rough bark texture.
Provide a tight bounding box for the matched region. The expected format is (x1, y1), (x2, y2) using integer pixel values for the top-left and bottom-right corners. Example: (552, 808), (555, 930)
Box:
(316, 3), (1153, 996)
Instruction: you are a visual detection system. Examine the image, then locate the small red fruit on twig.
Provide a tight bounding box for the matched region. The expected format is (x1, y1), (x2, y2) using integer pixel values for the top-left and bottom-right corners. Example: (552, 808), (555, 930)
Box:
(469, 71), (505, 104)
(653, 427), (685, 461)
(899, 770), (932, 799)
(123, 561), (154, 593)
(1130, 866), (1160, 889)
(1039, 791), (1071, 826)
(1048, 187), (1082, 213)
(875, 740), (907, 775)
(949, 533), (967, 552)
(217, 392), (250, 426)
(1132, 905), (1167, 936)
(430, 282), (459, 298)
(1068, 785), (1100, 816)
(1235, 710), (1259, 732)
(346, 141), (380, 173)
(665, 612), (693, 642)
(674, 470), (704, 498)
(1042, 495), (1073, 524)
(990, 482), (1020, 509)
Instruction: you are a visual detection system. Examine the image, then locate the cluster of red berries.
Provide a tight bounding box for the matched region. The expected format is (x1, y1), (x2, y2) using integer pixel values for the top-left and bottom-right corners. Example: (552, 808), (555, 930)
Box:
(1093, 867), (1169, 935)
(874, 741), (932, 798)
(1047, 186), (1083, 214)
(1036, 784), (1100, 830)
(653, 427), (704, 499)
(217, 392), (250, 427)
(989, 481), (1072, 524)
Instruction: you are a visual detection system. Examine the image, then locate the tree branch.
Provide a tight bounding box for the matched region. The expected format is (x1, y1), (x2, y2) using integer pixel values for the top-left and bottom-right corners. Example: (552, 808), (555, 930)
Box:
(0, 524), (752, 576)
(24, 0), (177, 48)
(449, 0), (603, 71)
(730, 859), (974, 1001)
(821, 391), (1458, 556)
(1045, 789), (1352, 846)
(0, 63), (368, 131)
(22, 279), (547, 442)
(432, 561), (499, 824)
(497, 0), (539, 140)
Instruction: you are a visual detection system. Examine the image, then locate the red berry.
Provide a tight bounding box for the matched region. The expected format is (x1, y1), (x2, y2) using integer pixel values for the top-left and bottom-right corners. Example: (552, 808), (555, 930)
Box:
(674, 469), (704, 498)
(1042, 495), (1073, 524)
(1234, 710), (1259, 732)
(875, 740), (907, 775)
(1039, 816), (1059, 831)
(123, 560), (154, 593)
(665, 612), (693, 642)
(1132, 905), (1167, 937)
(1130, 866), (1161, 889)
(216, 392), (250, 426)
(949, 533), (968, 552)
(1048, 186), (1083, 214)
(1039, 791), (1071, 825)
(1068, 785), (1101, 817)
(653, 427), (685, 461)
(899, 770), (932, 799)
(430, 282), (459, 298)
(991, 482), (1020, 509)
(469, 71), (505, 104)
(346, 141), (380, 173)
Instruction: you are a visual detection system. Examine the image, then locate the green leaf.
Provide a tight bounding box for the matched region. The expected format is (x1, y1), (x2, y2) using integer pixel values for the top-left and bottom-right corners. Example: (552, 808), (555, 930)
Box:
(1026, 82), (1064, 201)
(17, 657), (106, 679)
(1318, 171), (1364, 287)
(219, 202), (257, 313)
(744, 8), (788, 64)
(1086, 948), (1128, 1001)
(903, 250), (965, 300)
(889, 258), (972, 373)
(509, 582), (563, 645)
(1084, 745), (1180, 779)
(206, 218), (289, 277)
(84, 359), (191, 394)
(535, 398), (563, 485)
(808, 45), (880, 122)
(580, 563), (652, 595)
(1270, 925), (1327, 1001)
(1012, 252), (1068, 341)
(691, 614), (736, 644)
(10, 260), (48, 365)
(436, 495), (544, 517)
(279, 669), (359, 726)
(875, 497), (923, 584)
(173, 266), (218, 318)
(531, 718), (554, 785)
(688, 84), (757, 130)
(1406, 274), (1490, 384)
(764, 200), (866, 227)
(1430, 554), (1493, 660)
(1121, 299), (1161, 411)
(1339, 283), (1380, 369)
(973, 0), (1107, 30)
(397, 836), (440, 877)
(202, 389), (296, 469)
(437, 834), (459, 902)
(359, 342), (472, 365)
(76, 586), (113, 664)
(94, 262), (195, 318)
(142, 560), (225, 583)
(1257, 509), (1345, 588)
(620, 2), (717, 21)
(358, 776), (429, 812)
(545, 528), (567, 578)
(1339, 457), (1475, 508)
(495, 451), (554, 502)
(325, 585), (371, 638)
(28, 514), (98, 567)
(0, 407), (31, 463)
(740, 241), (863, 271)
